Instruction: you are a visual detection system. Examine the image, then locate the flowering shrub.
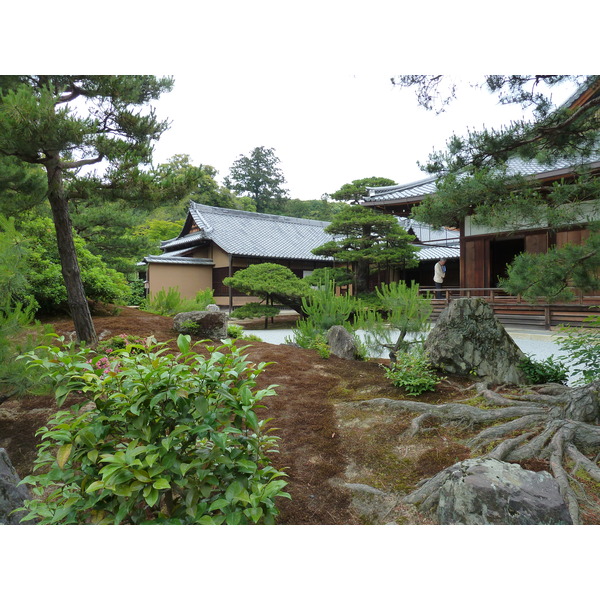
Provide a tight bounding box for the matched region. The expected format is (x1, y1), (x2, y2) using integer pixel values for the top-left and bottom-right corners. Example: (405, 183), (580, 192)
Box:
(19, 335), (290, 524)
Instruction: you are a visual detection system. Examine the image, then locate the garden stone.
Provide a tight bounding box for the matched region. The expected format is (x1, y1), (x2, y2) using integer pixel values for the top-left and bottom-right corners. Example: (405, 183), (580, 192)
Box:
(424, 297), (527, 385)
(433, 458), (572, 525)
(327, 326), (358, 360)
(205, 304), (220, 312)
(0, 448), (32, 524)
(173, 310), (228, 339)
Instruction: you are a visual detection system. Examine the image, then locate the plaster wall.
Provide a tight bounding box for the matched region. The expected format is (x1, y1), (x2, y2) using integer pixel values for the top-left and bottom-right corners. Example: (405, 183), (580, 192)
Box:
(148, 264), (213, 299)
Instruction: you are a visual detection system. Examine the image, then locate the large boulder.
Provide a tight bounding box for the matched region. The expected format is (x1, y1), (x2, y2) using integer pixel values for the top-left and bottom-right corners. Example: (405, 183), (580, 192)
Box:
(173, 310), (228, 339)
(425, 297), (526, 385)
(0, 448), (32, 524)
(435, 458), (572, 525)
(327, 326), (358, 360)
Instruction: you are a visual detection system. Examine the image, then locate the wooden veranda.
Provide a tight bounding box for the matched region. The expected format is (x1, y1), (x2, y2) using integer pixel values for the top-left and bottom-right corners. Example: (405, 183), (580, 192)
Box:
(420, 287), (600, 330)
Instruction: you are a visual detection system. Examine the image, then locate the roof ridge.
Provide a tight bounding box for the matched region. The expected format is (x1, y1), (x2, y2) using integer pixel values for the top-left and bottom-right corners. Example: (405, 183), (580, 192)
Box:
(190, 202), (331, 227)
(365, 175), (437, 195)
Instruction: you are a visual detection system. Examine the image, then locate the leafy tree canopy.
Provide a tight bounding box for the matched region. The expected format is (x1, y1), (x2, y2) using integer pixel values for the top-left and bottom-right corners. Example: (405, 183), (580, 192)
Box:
(330, 177), (397, 203)
(19, 217), (130, 313)
(225, 146), (289, 213)
(312, 205), (418, 294)
(394, 75), (600, 300)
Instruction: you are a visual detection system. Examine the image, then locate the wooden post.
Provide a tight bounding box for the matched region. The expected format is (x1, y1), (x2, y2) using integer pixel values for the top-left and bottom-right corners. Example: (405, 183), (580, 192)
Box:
(228, 254), (233, 314)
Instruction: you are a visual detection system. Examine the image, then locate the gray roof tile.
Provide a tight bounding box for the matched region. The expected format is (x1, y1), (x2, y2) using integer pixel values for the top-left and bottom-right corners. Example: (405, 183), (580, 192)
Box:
(416, 245), (460, 261)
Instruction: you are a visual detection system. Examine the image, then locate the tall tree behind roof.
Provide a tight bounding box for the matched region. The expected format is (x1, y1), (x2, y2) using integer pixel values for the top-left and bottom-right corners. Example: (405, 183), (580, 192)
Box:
(225, 146), (289, 213)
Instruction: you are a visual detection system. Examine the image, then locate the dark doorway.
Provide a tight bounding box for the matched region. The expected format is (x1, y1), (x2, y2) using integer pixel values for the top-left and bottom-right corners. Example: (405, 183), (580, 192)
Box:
(490, 237), (525, 287)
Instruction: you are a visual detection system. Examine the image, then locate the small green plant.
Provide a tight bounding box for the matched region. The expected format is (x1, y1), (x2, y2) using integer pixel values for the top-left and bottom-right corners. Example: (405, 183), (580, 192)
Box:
(227, 324), (245, 339)
(556, 312), (600, 385)
(382, 349), (443, 396)
(18, 336), (290, 524)
(194, 288), (215, 310)
(309, 334), (331, 359)
(288, 280), (357, 348)
(519, 353), (569, 385)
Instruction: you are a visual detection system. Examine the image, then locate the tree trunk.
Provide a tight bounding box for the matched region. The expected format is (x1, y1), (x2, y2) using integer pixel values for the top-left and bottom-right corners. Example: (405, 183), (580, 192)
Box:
(45, 157), (98, 345)
(354, 260), (370, 295)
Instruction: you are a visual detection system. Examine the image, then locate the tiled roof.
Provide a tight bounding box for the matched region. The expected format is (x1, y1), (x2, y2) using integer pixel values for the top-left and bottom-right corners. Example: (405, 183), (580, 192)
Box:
(143, 203), (460, 265)
(363, 176), (438, 203)
(142, 255), (215, 266)
(175, 203), (335, 262)
(362, 154), (600, 205)
(562, 76), (600, 108)
(161, 232), (207, 251)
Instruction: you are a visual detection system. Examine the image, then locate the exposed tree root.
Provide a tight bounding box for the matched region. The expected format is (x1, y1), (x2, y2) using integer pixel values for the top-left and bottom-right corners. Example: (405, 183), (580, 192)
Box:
(361, 380), (600, 524)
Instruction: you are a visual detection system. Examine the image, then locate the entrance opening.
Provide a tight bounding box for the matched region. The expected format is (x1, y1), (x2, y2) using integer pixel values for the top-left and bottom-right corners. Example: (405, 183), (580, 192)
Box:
(490, 238), (525, 287)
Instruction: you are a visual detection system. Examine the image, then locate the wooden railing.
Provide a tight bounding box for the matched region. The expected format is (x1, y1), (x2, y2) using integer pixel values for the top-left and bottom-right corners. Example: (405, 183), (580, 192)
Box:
(419, 287), (600, 329)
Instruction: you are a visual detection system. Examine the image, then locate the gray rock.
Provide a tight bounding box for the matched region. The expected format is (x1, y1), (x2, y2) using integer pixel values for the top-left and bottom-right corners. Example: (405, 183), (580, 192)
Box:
(0, 448), (32, 524)
(205, 304), (221, 312)
(344, 482), (401, 524)
(436, 458), (572, 525)
(425, 297), (527, 385)
(327, 326), (358, 360)
(173, 310), (228, 339)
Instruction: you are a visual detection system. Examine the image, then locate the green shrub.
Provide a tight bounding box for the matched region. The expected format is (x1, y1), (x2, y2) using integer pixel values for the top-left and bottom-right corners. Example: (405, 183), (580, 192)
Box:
(519, 353), (569, 385)
(0, 216), (54, 397)
(125, 279), (146, 306)
(20, 217), (130, 313)
(19, 336), (290, 525)
(382, 349), (443, 396)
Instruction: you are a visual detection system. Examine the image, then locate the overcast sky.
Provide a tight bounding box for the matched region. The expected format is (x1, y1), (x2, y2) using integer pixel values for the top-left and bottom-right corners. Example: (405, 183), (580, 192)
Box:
(151, 71), (575, 200)
(7, 1), (592, 202)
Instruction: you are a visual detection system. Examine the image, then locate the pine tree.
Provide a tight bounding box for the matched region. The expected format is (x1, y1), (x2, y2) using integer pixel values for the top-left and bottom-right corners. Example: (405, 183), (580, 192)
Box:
(312, 205), (418, 294)
(0, 76), (173, 343)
